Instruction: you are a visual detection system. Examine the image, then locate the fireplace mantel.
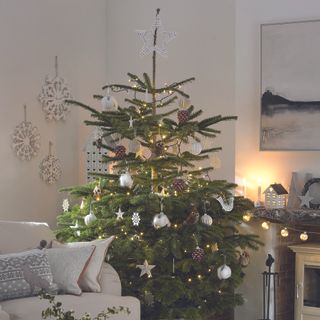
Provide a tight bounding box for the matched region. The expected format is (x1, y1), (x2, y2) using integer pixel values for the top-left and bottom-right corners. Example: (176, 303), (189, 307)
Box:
(253, 207), (320, 226)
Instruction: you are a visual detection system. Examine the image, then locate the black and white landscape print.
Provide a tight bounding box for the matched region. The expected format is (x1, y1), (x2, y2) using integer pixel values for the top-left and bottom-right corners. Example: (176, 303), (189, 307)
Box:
(261, 20), (320, 150)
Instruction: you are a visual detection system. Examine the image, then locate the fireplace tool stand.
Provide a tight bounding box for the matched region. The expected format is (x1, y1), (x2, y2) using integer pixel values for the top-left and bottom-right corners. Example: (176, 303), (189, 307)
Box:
(259, 254), (279, 320)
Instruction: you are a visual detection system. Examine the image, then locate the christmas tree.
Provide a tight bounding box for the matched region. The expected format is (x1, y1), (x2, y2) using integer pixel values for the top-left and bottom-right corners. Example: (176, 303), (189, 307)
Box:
(56, 9), (261, 320)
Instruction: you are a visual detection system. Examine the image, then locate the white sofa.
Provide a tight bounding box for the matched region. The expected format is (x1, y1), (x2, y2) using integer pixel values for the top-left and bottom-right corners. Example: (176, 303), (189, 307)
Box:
(0, 220), (140, 320)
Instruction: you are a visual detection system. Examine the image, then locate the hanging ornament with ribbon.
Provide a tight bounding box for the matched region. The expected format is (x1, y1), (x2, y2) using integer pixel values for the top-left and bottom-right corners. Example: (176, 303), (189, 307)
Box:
(39, 141), (62, 184)
(39, 56), (72, 121)
(153, 198), (171, 229)
(12, 105), (41, 161)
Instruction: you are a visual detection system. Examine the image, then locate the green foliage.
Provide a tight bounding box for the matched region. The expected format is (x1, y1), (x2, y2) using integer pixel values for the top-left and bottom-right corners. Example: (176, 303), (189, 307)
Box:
(40, 292), (130, 320)
(56, 11), (261, 319)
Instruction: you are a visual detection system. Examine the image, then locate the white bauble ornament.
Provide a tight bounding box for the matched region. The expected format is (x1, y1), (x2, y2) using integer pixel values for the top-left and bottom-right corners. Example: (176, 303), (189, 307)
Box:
(84, 211), (97, 225)
(153, 211), (171, 229)
(200, 213), (213, 226)
(191, 141), (202, 155)
(101, 95), (118, 111)
(128, 139), (141, 153)
(217, 264), (232, 280)
(120, 172), (133, 188)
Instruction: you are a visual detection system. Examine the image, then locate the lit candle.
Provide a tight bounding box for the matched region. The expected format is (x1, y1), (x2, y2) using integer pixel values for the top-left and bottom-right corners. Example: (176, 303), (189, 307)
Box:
(257, 177), (262, 204)
(243, 178), (247, 198)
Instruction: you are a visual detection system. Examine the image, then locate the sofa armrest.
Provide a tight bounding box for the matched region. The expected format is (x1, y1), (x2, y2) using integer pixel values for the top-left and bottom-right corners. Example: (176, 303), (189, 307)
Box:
(99, 262), (122, 296)
(0, 305), (10, 320)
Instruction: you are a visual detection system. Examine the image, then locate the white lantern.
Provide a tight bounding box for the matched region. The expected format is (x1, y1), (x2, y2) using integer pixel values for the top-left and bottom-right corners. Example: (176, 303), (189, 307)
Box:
(120, 172), (133, 188)
(217, 264), (232, 280)
(84, 211), (97, 226)
(200, 213), (213, 226)
(153, 212), (171, 229)
(101, 95), (118, 111)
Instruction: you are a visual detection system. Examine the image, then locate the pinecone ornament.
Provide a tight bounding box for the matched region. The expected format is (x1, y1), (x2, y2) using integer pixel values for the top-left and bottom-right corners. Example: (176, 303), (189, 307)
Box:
(114, 145), (126, 159)
(178, 110), (190, 124)
(173, 178), (187, 192)
(192, 246), (205, 262)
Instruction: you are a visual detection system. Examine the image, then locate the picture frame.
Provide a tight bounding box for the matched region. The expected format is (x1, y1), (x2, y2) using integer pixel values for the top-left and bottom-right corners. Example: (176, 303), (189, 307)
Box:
(260, 19), (320, 151)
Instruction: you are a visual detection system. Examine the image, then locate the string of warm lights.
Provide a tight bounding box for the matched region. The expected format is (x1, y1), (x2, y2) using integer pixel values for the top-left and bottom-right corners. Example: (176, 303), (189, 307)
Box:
(242, 211), (320, 242)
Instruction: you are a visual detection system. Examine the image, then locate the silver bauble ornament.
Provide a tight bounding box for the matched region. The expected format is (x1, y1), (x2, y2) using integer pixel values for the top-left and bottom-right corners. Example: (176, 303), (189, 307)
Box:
(153, 211), (171, 229)
(191, 141), (202, 155)
(84, 211), (97, 225)
(200, 213), (213, 226)
(119, 172), (133, 188)
(101, 95), (118, 111)
(217, 264), (232, 280)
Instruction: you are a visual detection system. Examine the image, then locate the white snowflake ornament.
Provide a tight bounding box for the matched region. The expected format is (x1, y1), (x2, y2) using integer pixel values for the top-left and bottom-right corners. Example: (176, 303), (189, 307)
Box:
(39, 142), (62, 184)
(12, 105), (40, 161)
(132, 212), (141, 226)
(62, 199), (70, 212)
(39, 56), (72, 121)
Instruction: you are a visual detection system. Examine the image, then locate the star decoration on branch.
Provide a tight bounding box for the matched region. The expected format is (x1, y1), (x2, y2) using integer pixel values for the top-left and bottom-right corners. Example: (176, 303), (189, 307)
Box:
(115, 208), (125, 220)
(136, 12), (176, 57)
(136, 260), (156, 278)
(299, 191), (314, 208)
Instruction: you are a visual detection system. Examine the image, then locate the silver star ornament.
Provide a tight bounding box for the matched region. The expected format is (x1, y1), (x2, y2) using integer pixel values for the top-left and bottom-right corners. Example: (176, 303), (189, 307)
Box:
(137, 15), (176, 57)
(136, 260), (156, 278)
(299, 191), (314, 208)
(115, 208), (125, 220)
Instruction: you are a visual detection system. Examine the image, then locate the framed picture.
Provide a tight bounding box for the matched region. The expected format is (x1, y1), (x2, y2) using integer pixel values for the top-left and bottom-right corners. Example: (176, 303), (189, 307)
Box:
(260, 20), (320, 151)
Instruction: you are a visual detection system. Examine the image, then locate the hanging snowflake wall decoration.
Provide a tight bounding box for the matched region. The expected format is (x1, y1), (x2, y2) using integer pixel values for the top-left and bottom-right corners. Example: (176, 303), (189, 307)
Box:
(39, 56), (72, 121)
(39, 141), (62, 184)
(12, 105), (40, 161)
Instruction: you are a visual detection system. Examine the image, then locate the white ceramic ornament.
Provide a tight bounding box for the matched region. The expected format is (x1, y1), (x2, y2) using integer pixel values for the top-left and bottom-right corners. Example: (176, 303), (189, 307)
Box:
(101, 95), (118, 111)
(191, 141), (202, 155)
(200, 213), (213, 226)
(120, 172), (133, 188)
(84, 211), (97, 225)
(153, 211), (171, 229)
(217, 264), (232, 280)
(93, 185), (101, 196)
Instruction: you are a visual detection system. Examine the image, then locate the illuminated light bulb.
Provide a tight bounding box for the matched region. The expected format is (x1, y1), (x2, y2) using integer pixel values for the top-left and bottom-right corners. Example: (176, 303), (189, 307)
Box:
(184, 249), (187, 253)
(115, 236), (119, 239)
(300, 232), (308, 241)
(110, 193), (114, 196)
(198, 167), (202, 170)
(280, 227), (289, 237)
(218, 290), (222, 294)
(188, 278), (192, 283)
(140, 232), (144, 236)
(130, 237), (134, 241)
(261, 221), (270, 230)
(206, 244), (210, 249)
(197, 274), (202, 280)
(96, 195), (101, 201)
(208, 268), (212, 272)
(242, 212), (252, 222)
(98, 235), (103, 239)
(174, 224), (178, 228)
(121, 228), (124, 232)
(126, 192), (130, 195)
(162, 135), (166, 139)
(124, 232), (127, 235)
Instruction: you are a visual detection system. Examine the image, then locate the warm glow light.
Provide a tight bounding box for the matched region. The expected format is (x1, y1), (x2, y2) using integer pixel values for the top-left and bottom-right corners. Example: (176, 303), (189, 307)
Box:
(280, 227), (289, 237)
(188, 278), (192, 282)
(242, 212), (252, 222)
(300, 232), (308, 241)
(261, 221), (270, 230)
(197, 274), (202, 280)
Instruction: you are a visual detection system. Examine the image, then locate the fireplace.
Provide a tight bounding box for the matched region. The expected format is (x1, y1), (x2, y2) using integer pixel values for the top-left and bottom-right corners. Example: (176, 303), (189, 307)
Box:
(289, 243), (320, 320)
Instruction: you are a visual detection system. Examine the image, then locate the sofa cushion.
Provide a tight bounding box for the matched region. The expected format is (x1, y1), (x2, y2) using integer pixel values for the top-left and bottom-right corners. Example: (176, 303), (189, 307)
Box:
(2, 293), (140, 320)
(0, 249), (56, 302)
(52, 236), (115, 293)
(46, 246), (95, 295)
(0, 221), (55, 254)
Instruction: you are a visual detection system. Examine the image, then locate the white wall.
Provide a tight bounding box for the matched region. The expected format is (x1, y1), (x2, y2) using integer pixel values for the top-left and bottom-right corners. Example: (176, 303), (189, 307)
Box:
(103, 0), (236, 182)
(235, 1), (320, 319)
(0, 0), (108, 227)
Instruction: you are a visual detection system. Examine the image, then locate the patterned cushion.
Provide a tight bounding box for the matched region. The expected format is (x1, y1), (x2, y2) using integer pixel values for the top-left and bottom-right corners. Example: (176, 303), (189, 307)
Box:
(0, 249), (56, 301)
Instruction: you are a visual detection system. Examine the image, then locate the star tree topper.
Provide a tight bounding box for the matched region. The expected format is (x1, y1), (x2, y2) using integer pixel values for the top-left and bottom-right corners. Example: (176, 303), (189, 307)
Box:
(137, 8), (176, 57)
(136, 260), (156, 278)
